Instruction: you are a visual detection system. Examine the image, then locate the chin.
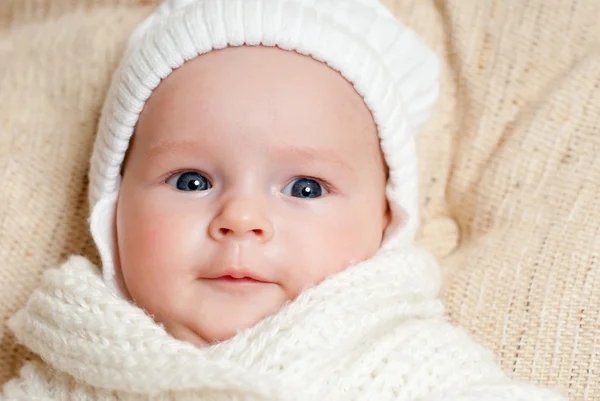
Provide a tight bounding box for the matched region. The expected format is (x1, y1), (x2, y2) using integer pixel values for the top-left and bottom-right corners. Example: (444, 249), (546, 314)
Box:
(162, 319), (244, 347)
(202, 328), (239, 345)
(203, 318), (264, 344)
(193, 306), (278, 344)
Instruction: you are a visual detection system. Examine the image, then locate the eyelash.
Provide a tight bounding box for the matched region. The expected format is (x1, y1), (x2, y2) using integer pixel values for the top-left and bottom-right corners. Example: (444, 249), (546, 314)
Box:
(163, 170), (335, 193)
(288, 175), (335, 194)
(163, 169), (211, 184)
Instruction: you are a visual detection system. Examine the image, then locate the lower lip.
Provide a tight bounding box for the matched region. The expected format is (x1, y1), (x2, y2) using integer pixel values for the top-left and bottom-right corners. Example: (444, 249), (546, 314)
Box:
(205, 276), (267, 291)
(216, 276), (262, 284)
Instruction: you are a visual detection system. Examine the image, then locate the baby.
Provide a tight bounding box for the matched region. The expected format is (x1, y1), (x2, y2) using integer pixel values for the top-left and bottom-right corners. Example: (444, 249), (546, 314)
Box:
(114, 45), (390, 347)
(1, 0), (567, 400)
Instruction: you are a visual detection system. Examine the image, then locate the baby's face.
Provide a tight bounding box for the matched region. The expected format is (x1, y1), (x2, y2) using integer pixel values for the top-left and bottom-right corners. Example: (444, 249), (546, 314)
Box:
(116, 46), (389, 346)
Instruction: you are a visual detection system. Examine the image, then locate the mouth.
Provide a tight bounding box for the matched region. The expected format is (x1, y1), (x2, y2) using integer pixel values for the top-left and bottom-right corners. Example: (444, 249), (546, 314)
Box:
(200, 258), (271, 292)
(203, 274), (270, 294)
(213, 275), (265, 284)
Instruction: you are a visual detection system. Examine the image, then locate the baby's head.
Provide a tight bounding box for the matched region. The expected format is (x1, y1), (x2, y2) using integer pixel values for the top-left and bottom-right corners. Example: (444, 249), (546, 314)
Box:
(117, 46), (389, 345)
(89, 0), (438, 346)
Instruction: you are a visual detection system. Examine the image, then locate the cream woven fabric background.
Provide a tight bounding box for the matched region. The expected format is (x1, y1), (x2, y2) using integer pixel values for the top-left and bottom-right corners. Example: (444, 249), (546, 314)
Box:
(1, 0), (598, 399)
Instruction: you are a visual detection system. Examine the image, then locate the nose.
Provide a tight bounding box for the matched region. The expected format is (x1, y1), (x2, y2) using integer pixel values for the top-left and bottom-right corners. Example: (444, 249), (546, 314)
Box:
(208, 197), (274, 242)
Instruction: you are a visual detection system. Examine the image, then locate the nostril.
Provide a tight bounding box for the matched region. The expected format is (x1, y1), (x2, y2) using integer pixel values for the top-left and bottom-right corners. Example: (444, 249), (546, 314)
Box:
(216, 228), (263, 237)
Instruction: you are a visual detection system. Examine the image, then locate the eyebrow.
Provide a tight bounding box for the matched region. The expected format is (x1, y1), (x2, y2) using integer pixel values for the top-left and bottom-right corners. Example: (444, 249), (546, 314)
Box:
(272, 145), (354, 173)
(145, 139), (201, 159)
(144, 140), (354, 173)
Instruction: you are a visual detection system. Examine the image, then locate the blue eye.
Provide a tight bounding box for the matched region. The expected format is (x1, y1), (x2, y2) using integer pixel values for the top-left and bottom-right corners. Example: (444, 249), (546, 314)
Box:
(282, 178), (328, 199)
(167, 172), (211, 192)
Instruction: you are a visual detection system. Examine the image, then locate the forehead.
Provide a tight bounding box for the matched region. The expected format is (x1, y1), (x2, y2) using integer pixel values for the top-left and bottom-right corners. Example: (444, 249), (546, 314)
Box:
(135, 46), (379, 156)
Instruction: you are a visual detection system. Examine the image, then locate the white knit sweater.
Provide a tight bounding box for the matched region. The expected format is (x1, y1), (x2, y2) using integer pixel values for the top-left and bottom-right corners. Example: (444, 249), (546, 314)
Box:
(1, 246), (566, 400)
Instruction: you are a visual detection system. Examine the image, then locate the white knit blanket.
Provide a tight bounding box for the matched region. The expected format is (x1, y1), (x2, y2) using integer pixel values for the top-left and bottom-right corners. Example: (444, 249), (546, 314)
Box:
(1, 247), (566, 400)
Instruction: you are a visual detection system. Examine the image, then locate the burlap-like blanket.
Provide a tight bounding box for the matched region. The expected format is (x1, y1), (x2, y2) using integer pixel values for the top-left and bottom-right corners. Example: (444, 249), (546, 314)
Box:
(1, 0), (598, 399)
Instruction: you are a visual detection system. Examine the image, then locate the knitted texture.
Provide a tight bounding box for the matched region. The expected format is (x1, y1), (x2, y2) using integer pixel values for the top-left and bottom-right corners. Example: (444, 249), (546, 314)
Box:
(2, 250), (566, 400)
(1, 0), (599, 399)
(87, 0), (440, 294)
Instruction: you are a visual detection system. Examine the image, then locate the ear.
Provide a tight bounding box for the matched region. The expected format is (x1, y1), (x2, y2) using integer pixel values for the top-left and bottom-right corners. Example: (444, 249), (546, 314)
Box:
(383, 201), (392, 230)
(112, 194), (132, 300)
(380, 190), (392, 232)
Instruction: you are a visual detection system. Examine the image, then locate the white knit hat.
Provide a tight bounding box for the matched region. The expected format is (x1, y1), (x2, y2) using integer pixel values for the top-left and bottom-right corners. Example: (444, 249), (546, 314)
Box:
(88, 0), (440, 296)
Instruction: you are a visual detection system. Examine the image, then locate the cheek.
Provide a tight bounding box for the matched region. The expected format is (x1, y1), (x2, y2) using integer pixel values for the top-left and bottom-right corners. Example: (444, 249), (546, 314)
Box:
(116, 195), (204, 309)
(283, 198), (385, 291)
